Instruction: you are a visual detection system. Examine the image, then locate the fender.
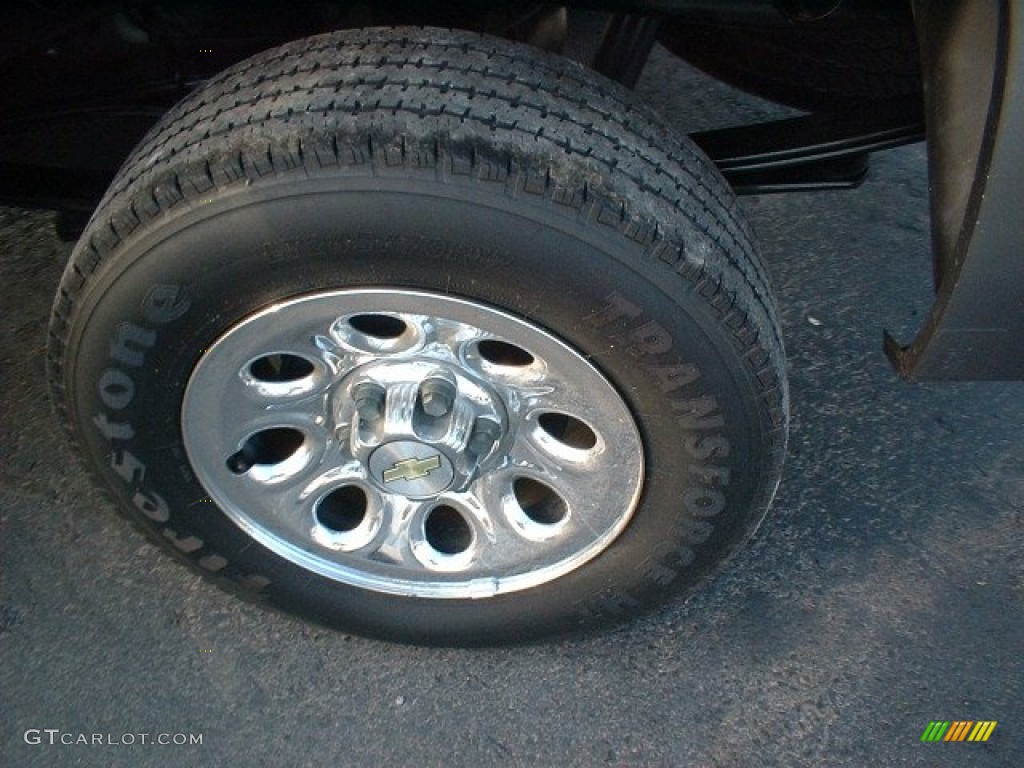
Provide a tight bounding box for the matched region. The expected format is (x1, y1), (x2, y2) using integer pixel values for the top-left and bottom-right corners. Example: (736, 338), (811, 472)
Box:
(886, 0), (1024, 380)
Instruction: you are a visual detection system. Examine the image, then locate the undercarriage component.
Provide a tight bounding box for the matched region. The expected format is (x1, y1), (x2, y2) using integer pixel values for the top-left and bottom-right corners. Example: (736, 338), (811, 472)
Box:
(692, 97), (924, 194)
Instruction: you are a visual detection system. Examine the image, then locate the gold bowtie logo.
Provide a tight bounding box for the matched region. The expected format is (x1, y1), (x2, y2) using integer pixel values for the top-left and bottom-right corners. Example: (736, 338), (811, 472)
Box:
(383, 455), (442, 483)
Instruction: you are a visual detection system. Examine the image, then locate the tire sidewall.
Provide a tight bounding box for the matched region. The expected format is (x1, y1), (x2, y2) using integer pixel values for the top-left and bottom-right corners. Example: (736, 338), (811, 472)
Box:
(66, 173), (772, 643)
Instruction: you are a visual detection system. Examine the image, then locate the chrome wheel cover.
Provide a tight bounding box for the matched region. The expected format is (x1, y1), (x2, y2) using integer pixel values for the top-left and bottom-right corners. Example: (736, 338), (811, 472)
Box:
(181, 289), (644, 598)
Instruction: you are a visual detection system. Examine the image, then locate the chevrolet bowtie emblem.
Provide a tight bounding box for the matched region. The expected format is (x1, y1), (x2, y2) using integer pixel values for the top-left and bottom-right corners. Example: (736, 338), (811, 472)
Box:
(382, 455), (443, 484)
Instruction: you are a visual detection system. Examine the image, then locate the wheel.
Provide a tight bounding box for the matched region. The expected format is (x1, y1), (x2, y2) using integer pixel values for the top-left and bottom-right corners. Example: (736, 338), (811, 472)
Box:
(48, 27), (787, 645)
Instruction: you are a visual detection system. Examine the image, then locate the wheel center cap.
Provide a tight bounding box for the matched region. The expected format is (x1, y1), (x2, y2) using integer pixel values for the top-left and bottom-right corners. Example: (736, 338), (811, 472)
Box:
(368, 440), (455, 498)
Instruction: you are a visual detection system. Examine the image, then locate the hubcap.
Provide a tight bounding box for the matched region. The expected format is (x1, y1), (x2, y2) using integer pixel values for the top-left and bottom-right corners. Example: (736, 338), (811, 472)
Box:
(181, 289), (644, 598)
(369, 442), (454, 498)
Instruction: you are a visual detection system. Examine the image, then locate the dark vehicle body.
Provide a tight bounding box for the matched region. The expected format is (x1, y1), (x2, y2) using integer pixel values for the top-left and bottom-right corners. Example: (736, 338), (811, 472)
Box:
(1, 1), (1020, 380)
(5, 1), (1022, 645)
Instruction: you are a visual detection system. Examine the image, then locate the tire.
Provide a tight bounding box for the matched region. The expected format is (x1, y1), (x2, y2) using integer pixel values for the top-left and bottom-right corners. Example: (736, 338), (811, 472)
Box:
(47, 27), (787, 645)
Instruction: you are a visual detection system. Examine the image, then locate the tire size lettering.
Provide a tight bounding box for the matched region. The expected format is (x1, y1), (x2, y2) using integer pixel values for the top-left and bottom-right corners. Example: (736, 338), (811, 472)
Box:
(133, 489), (170, 523)
(97, 369), (135, 410)
(163, 528), (203, 553)
(672, 395), (725, 431)
(110, 447), (146, 485)
(90, 284), (266, 590)
(621, 321), (673, 357)
(683, 434), (730, 461)
(683, 488), (726, 518)
(141, 283), (191, 324)
(109, 322), (157, 367)
(590, 292), (733, 520)
(94, 286), (183, 524)
(647, 364), (701, 394)
(92, 412), (134, 441)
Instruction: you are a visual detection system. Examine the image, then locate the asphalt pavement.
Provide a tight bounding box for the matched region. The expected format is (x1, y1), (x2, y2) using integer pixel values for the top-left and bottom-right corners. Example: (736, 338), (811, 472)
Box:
(1, 47), (1022, 767)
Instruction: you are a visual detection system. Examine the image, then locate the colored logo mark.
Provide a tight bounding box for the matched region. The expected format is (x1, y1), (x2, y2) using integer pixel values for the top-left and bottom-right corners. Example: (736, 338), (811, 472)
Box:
(921, 721), (997, 742)
(383, 455), (442, 484)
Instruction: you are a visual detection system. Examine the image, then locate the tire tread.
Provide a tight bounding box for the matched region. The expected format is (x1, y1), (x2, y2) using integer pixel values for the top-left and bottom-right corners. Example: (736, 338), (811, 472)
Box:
(48, 26), (788, 632)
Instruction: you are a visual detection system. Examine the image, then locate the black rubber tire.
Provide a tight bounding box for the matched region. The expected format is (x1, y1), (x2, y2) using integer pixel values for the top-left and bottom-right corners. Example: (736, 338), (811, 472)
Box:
(47, 27), (788, 645)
